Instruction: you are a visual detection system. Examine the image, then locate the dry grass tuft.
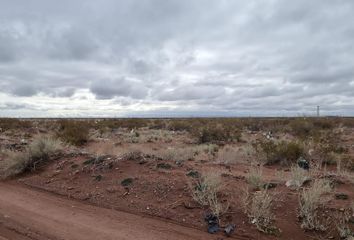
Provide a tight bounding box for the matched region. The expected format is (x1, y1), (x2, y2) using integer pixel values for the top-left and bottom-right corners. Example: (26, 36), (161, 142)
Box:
(241, 188), (278, 234)
(0, 136), (62, 179)
(190, 171), (228, 218)
(287, 165), (310, 189)
(246, 164), (263, 190)
(298, 179), (332, 231)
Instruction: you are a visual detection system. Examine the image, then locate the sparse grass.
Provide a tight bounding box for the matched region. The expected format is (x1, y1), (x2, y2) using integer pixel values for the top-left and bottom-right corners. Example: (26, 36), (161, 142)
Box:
(298, 179), (332, 231)
(190, 171), (228, 218)
(241, 188), (278, 234)
(0, 136), (62, 179)
(287, 165), (310, 189)
(334, 209), (353, 239)
(247, 165), (263, 190)
(217, 146), (242, 164)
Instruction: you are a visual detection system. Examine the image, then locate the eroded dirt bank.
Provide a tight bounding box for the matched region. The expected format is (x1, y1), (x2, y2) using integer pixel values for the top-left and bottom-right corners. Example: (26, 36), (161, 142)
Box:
(0, 182), (217, 240)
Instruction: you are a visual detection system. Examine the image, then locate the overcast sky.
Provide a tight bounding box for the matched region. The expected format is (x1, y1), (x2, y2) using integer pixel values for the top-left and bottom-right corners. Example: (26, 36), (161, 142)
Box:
(0, 0), (353, 117)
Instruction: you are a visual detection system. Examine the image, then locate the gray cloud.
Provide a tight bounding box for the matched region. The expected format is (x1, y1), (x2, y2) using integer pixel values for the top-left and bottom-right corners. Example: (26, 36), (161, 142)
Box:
(0, 0), (354, 116)
(90, 78), (148, 100)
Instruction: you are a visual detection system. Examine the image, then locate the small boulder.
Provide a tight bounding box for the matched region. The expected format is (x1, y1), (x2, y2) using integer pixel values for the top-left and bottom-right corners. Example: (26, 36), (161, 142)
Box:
(335, 193), (349, 200)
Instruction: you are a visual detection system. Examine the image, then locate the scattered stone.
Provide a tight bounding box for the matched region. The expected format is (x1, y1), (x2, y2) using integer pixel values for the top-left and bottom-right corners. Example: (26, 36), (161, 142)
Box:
(224, 224), (236, 237)
(157, 163), (172, 170)
(335, 193), (349, 200)
(93, 175), (103, 181)
(106, 187), (118, 193)
(71, 164), (79, 169)
(121, 178), (133, 187)
(204, 213), (219, 234)
(186, 170), (200, 178)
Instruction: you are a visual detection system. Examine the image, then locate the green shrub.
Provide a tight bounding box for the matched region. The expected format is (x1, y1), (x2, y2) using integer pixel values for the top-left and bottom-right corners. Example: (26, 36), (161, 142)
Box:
(255, 140), (304, 165)
(58, 120), (89, 146)
(192, 124), (240, 144)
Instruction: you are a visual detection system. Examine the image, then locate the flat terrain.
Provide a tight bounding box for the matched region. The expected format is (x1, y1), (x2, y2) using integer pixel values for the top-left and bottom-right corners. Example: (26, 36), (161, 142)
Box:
(0, 182), (215, 240)
(0, 118), (353, 239)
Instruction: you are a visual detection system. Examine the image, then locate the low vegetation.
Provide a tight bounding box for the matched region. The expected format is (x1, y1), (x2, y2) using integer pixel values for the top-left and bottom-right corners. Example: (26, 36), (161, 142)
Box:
(241, 188), (278, 234)
(57, 120), (89, 146)
(287, 165), (310, 189)
(0, 136), (62, 179)
(190, 171), (228, 218)
(298, 179), (332, 231)
(246, 164), (263, 190)
(255, 140), (304, 165)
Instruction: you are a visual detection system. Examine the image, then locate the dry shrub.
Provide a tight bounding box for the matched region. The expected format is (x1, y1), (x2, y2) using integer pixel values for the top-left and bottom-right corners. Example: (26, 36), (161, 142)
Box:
(58, 120), (89, 146)
(241, 188), (278, 234)
(159, 147), (196, 164)
(217, 146), (243, 164)
(0, 118), (32, 131)
(334, 209), (354, 239)
(298, 179), (332, 231)
(192, 124), (241, 144)
(255, 140), (304, 165)
(190, 171), (228, 217)
(247, 165), (263, 190)
(287, 165), (310, 189)
(0, 136), (62, 179)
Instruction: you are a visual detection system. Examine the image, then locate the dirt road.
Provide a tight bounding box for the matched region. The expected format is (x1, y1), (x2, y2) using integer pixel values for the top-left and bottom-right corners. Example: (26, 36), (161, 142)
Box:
(0, 182), (215, 240)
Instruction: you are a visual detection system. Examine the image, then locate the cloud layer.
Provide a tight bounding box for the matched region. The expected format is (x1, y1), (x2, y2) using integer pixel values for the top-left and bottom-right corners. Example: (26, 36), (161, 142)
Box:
(1, 0), (354, 117)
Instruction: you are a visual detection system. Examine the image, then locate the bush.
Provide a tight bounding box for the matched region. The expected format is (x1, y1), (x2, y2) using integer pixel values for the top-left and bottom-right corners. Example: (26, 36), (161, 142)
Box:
(192, 124), (240, 144)
(255, 140), (304, 165)
(247, 165), (263, 190)
(58, 120), (89, 146)
(287, 165), (310, 189)
(0, 118), (32, 131)
(190, 171), (228, 217)
(298, 179), (332, 231)
(241, 188), (278, 234)
(0, 136), (62, 179)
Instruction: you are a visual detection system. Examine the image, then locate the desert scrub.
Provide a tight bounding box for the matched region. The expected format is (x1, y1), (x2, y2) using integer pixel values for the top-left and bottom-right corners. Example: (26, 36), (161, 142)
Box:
(241, 188), (279, 234)
(246, 165), (263, 190)
(298, 179), (332, 231)
(254, 140), (304, 165)
(192, 124), (241, 144)
(0, 136), (62, 179)
(58, 120), (89, 146)
(190, 171), (228, 218)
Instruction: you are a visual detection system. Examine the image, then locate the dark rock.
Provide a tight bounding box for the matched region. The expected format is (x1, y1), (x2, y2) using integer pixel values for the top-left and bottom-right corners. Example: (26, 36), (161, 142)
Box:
(94, 175), (103, 181)
(157, 163), (172, 170)
(349, 216), (354, 224)
(204, 213), (219, 234)
(224, 224), (236, 237)
(186, 170), (200, 178)
(335, 193), (349, 200)
(121, 178), (133, 187)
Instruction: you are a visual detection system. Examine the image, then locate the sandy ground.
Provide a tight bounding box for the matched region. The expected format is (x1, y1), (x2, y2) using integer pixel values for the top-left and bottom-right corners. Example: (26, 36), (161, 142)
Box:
(0, 182), (219, 240)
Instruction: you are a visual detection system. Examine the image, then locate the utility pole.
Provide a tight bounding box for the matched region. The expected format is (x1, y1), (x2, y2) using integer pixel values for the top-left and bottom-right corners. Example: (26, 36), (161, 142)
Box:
(317, 106), (320, 117)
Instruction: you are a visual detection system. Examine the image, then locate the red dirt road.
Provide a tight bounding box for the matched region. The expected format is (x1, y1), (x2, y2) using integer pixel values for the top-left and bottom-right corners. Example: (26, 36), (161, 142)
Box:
(0, 182), (216, 240)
